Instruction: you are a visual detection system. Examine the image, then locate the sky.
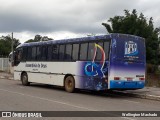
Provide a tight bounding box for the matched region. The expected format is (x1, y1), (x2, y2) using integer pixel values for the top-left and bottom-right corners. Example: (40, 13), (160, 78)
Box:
(0, 0), (160, 43)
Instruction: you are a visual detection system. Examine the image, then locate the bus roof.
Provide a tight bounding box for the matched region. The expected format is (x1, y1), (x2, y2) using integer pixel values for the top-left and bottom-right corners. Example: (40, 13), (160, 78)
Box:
(17, 33), (144, 48)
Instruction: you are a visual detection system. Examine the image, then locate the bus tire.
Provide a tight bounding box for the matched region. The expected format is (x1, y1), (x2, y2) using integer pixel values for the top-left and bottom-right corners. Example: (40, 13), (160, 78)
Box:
(21, 72), (30, 86)
(64, 76), (75, 93)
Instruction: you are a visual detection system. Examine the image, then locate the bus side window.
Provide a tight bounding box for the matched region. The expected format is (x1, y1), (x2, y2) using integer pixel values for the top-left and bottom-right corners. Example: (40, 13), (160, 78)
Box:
(72, 44), (79, 61)
(31, 46), (36, 61)
(59, 45), (65, 60)
(18, 49), (22, 61)
(27, 47), (32, 61)
(47, 45), (52, 61)
(104, 41), (110, 60)
(96, 42), (103, 61)
(21, 47), (27, 61)
(88, 43), (95, 60)
(41, 46), (47, 61)
(52, 45), (59, 60)
(80, 43), (88, 60)
(65, 44), (72, 61)
(36, 46), (41, 60)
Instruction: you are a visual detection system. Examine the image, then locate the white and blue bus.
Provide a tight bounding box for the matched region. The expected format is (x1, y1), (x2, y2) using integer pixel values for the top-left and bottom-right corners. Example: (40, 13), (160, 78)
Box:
(14, 33), (146, 92)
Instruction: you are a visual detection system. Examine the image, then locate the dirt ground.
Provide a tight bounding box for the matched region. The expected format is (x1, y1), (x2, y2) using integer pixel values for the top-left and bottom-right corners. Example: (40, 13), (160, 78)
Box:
(146, 73), (160, 87)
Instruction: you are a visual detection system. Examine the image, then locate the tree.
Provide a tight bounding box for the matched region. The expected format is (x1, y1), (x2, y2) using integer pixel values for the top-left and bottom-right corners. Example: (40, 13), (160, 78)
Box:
(25, 34), (53, 43)
(102, 9), (160, 64)
(0, 35), (20, 57)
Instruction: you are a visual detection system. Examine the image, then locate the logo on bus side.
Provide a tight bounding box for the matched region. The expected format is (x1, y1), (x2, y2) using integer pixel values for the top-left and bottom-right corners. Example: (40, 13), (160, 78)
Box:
(125, 41), (138, 56)
(84, 43), (106, 77)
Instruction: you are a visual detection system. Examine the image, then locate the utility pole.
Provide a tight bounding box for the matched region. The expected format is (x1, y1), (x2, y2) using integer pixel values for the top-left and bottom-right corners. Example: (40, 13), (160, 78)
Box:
(11, 32), (14, 65)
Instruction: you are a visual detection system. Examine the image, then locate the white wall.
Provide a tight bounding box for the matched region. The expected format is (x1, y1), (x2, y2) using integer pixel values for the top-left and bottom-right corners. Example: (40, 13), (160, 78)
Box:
(0, 58), (11, 72)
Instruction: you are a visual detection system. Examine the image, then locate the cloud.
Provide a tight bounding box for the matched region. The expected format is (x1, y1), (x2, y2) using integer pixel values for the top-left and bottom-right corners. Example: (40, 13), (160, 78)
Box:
(0, 0), (138, 33)
(0, 0), (159, 43)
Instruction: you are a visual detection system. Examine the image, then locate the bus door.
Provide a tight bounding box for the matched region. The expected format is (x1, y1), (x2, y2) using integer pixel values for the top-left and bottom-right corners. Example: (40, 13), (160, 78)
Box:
(14, 48), (23, 66)
(108, 34), (146, 89)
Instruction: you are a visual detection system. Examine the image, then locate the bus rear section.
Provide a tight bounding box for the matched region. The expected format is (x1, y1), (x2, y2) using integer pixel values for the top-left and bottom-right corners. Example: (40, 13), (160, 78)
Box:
(109, 34), (146, 90)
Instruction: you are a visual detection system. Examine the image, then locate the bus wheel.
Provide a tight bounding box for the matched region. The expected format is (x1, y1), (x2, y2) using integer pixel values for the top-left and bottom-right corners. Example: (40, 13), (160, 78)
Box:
(21, 72), (30, 86)
(64, 76), (75, 93)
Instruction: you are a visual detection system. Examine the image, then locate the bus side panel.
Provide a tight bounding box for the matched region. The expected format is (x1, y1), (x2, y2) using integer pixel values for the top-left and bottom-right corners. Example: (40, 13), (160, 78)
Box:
(28, 72), (55, 85)
(14, 71), (21, 80)
(76, 61), (108, 91)
(14, 62), (77, 86)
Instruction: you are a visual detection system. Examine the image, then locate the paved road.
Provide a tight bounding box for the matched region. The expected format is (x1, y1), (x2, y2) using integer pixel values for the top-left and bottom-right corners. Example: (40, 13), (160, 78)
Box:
(0, 79), (160, 120)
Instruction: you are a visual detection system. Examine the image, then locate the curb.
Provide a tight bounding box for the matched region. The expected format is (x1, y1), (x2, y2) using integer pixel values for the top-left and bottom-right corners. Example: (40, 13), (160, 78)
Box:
(134, 93), (160, 101)
(0, 76), (14, 80)
(113, 90), (160, 101)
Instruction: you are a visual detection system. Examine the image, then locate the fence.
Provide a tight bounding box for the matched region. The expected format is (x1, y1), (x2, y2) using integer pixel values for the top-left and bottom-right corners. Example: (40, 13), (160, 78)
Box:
(0, 58), (9, 72)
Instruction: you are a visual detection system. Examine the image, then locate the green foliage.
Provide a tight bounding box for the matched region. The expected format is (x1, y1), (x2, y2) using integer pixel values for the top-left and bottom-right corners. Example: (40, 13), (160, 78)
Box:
(102, 9), (160, 64)
(0, 34), (53, 57)
(25, 35), (53, 43)
(0, 35), (20, 57)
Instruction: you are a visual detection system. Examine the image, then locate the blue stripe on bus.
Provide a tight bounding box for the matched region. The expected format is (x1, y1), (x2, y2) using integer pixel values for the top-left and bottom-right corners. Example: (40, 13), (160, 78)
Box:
(19, 35), (111, 47)
(18, 33), (144, 47)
